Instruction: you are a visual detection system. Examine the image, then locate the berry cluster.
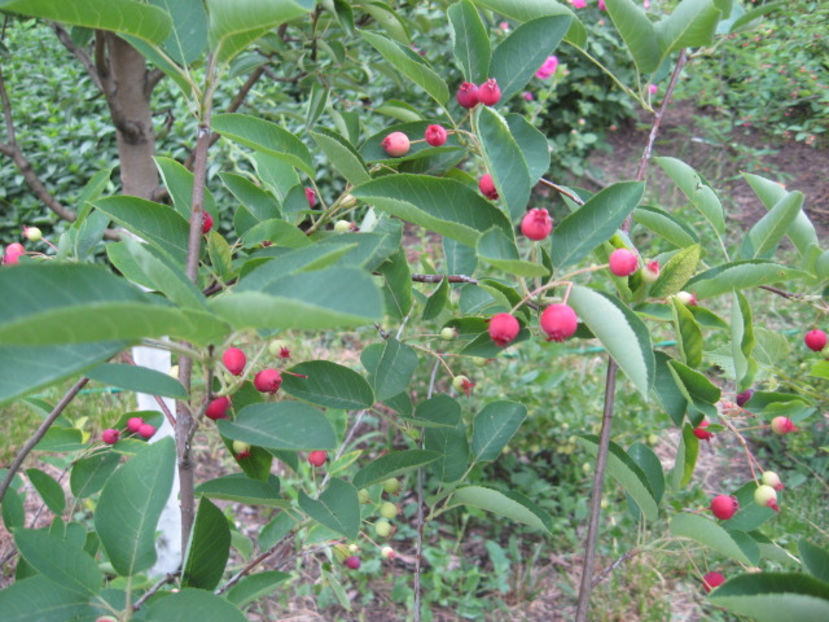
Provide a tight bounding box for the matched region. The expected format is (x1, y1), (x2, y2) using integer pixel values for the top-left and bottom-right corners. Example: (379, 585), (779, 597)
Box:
(101, 416), (156, 446)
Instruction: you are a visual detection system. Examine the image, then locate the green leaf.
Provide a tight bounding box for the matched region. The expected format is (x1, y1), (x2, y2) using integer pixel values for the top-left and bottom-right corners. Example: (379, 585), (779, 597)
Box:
(743, 173), (818, 257)
(182, 497), (231, 590)
(210, 266), (383, 330)
(505, 113), (550, 184)
(14, 529), (100, 596)
(155, 156), (217, 221)
(353, 450), (441, 489)
(578, 435), (658, 521)
(669, 359), (721, 404)
(368, 338), (419, 402)
(352, 174), (513, 247)
(471, 0), (586, 46)
(362, 2), (409, 43)
(310, 128), (370, 186)
(226, 570), (291, 609)
(654, 156), (725, 235)
(145, 587), (248, 621)
(195, 473), (282, 506)
(686, 260), (806, 299)
(149, 0), (208, 63)
(604, 0), (660, 74)
(670, 424), (699, 489)
(360, 30), (449, 105)
(726, 481), (776, 532)
(633, 206), (699, 248)
(454, 486), (551, 533)
(477, 107), (531, 223)
(419, 395), (469, 482)
(258, 512), (295, 550)
(569, 286), (654, 398)
(653, 351), (687, 426)
(448, 0), (491, 83)
(656, 0), (722, 60)
(377, 249), (413, 320)
(0, 576), (96, 622)
(2, 488), (24, 530)
(626, 443), (664, 503)
(213, 113), (314, 178)
(708, 572), (829, 622)
(650, 244), (701, 297)
(0, 0), (171, 43)
(670, 512), (752, 564)
(25, 469), (65, 516)
(550, 181), (644, 268)
(298, 478), (360, 540)
(444, 237), (478, 275)
(281, 360), (374, 410)
(731, 290), (756, 390)
(95, 437), (176, 576)
(799, 540), (829, 584)
(87, 363), (188, 399)
(422, 277), (449, 321)
(221, 172), (280, 225)
(489, 15), (571, 101)
(217, 402), (337, 450)
(672, 298), (703, 368)
(742, 190), (805, 258)
(70, 452), (121, 498)
(472, 401), (526, 462)
(476, 227), (549, 277)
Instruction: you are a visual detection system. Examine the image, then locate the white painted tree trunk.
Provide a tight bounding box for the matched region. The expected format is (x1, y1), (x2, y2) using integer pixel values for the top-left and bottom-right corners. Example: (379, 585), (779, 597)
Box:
(132, 345), (182, 576)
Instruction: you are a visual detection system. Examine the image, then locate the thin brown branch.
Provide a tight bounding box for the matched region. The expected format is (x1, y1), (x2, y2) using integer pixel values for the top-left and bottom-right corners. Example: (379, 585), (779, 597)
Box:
(759, 285), (803, 300)
(146, 68), (165, 97)
(591, 549), (637, 588)
(121, 352), (176, 427)
(94, 30), (109, 84)
(538, 177), (585, 206)
(51, 23), (104, 92)
(215, 538), (292, 595)
(132, 572), (179, 610)
(0, 377), (89, 504)
(410, 273), (478, 284)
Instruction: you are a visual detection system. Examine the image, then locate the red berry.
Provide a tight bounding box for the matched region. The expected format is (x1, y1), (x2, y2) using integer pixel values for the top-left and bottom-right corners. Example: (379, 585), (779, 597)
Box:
(138, 423), (156, 439)
(804, 329), (827, 352)
(770, 416), (797, 435)
(305, 187), (317, 208)
(693, 420), (713, 441)
(222, 347), (246, 376)
(206, 396), (231, 420)
(488, 313), (520, 347)
(2, 242), (25, 265)
(102, 428), (120, 445)
(308, 450), (327, 467)
(702, 571), (725, 593)
(201, 212), (213, 235)
(344, 555), (361, 570)
(381, 131), (410, 157)
(736, 389), (754, 407)
(478, 173), (498, 200)
(477, 78), (501, 106)
(710, 494), (738, 520)
(456, 81), (479, 108)
(126, 417), (144, 433)
(424, 124), (448, 147)
(540, 304), (578, 342)
(608, 248), (639, 276)
(254, 368), (282, 394)
(520, 208), (553, 241)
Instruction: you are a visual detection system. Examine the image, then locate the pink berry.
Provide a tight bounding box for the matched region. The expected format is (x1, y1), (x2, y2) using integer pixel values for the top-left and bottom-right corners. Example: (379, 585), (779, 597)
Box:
(477, 78), (501, 106)
(520, 208), (553, 241)
(222, 347), (246, 376)
(424, 124), (448, 147)
(3, 242), (25, 265)
(478, 173), (498, 200)
(308, 450), (327, 467)
(201, 212), (213, 235)
(344, 555), (361, 570)
(736, 389), (754, 407)
(138, 423), (156, 439)
(206, 396), (231, 421)
(770, 416), (797, 435)
(456, 81), (479, 108)
(693, 420), (713, 442)
(804, 329), (827, 352)
(488, 313), (520, 347)
(305, 187), (318, 208)
(641, 260), (660, 283)
(381, 131), (410, 157)
(702, 571), (725, 593)
(608, 248), (639, 277)
(254, 368), (282, 394)
(540, 304), (578, 342)
(710, 494), (738, 520)
(126, 417), (144, 433)
(102, 428), (120, 445)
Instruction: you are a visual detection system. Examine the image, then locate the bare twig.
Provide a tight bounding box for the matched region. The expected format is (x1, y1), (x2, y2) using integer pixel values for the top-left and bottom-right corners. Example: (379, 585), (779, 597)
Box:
(51, 23), (104, 92)
(215, 538), (292, 595)
(0, 377), (89, 504)
(759, 285), (803, 300)
(132, 572), (179, 610)
(538, 177), (586, 206)
(410, 273), (478, 284)
(591, 549), (637, 588)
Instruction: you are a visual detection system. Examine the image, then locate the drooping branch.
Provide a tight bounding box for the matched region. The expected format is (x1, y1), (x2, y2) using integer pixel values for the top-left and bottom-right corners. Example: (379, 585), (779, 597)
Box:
(51, 23), (104, 92)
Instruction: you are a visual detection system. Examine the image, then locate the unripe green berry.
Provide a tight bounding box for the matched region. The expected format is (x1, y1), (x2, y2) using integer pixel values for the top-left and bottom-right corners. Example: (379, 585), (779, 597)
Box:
(374, 519), (392, 538)
(761, 471), (783, 491)
(440, 327), (457, 340)
(382, 478), (400, 495)
(379, 501), (398, 519)
(23, 226), (42, 242)
(334, 220), (352, 233)
(268, 339), (288, 357)
(358, 488), (372, 504)
(753, 484), (778, 510)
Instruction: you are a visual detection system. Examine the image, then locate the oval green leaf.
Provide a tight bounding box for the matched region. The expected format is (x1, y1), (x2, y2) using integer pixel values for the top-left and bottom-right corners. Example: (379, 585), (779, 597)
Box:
(353, 450), (441, 489)
(217, 402), (336, 450)
(281, 360), (374, 410)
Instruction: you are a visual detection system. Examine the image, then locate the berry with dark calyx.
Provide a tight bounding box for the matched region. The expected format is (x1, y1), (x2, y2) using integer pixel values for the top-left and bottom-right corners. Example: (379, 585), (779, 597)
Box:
(488, 313), (520, 346)
(222, 347), (246, 376)
(206, 396), (231, 420)
(383, 478), (400, 495)
(379, 501), (399, 520)
(710, 494), (738, 520)
(693, 420), (713, 442)
(477, 78), (501, 106)
(761, 470), (783, 491)
(424, 124), (448, 147)
(770, 416), (797, 435)
(305, 187), (318, 208)
(804, 329), (827, 352)
(736, 389), (754, 407)
(478, 173), (498, 200)
(138, 423), (156, 439)
(452, 374), (474, 396)
(127, 417), (144, 433)
(754, 484), (779, 512)
(102, 429), (120, 445)
(674, 290), (698, 306)
(308, 450), (327, 467)
(608, 248), (639, 277)
(520, 208), (553, 241)
(254, 368), (282, 394)
(540, 304), (578, 342)
(268, 339), (290, 358)
(375, 519), (392, 538)
(232, 440), (251, 459)
(344, 555), (361, 570)
(381, 131), (410, 157)
(456, 81), (479, 108)
(23, 226), (42, 242)
(201, 212), (213, 234)
(702, 571), (725, 593)
(381, 545), (396, 560)
(641, 260), (660, 283)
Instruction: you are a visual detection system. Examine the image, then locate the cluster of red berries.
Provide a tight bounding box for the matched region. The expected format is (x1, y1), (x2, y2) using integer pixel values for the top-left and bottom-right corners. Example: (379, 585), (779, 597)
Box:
(487, 303), (579, 349)
(456, 78), (501, 108)
(101, 416), (156, 445)
(381, 123), (450, 159)
(221, 346), (285, 394)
